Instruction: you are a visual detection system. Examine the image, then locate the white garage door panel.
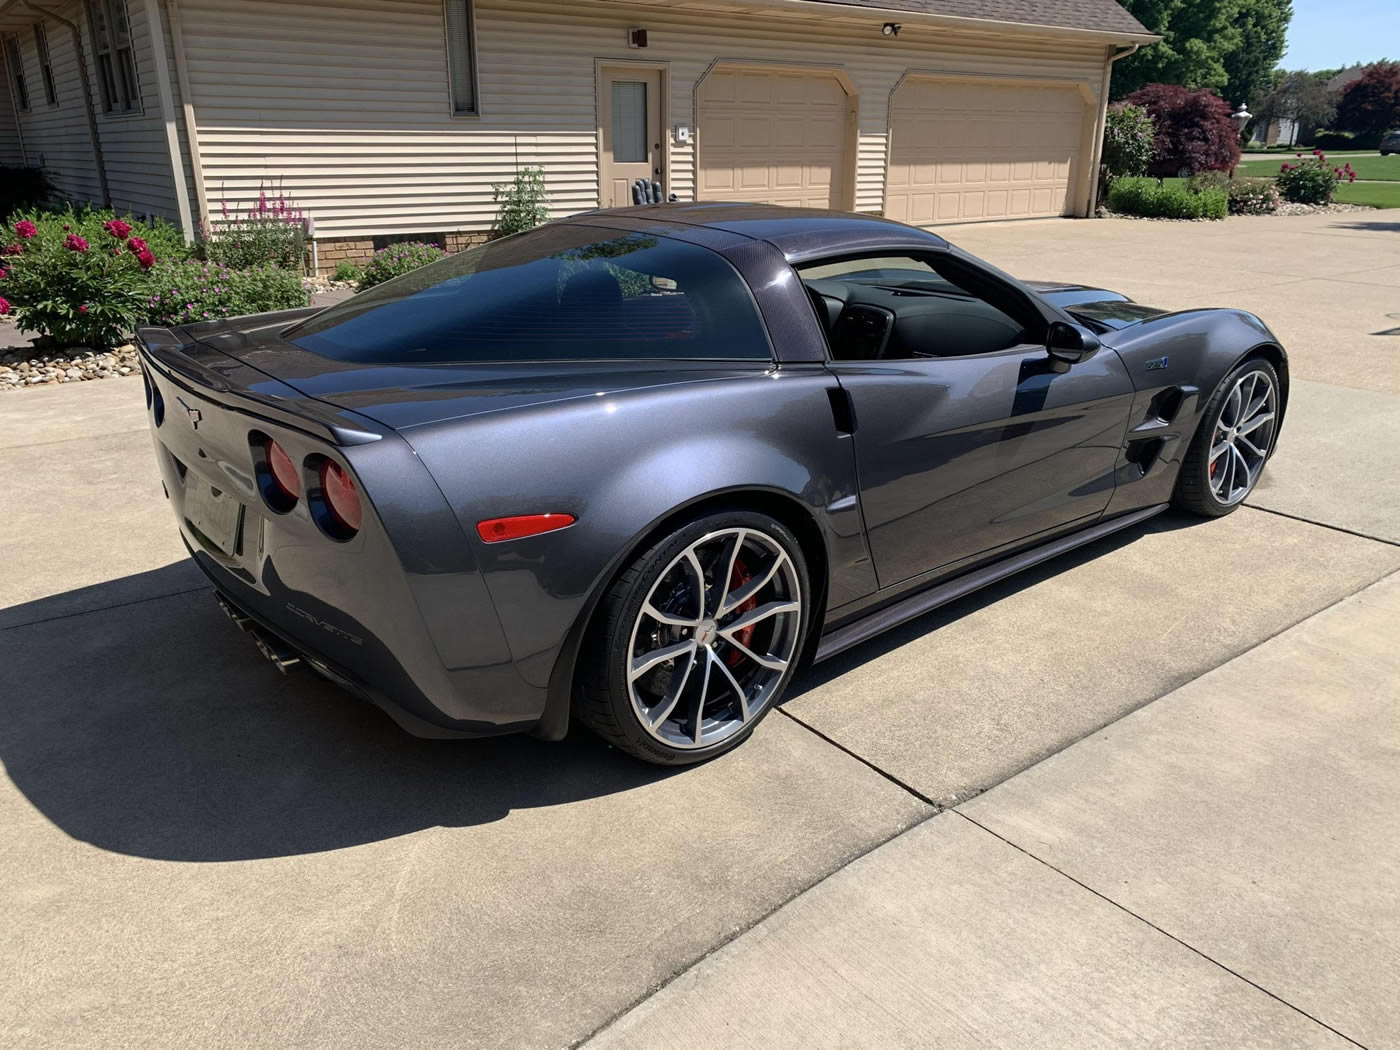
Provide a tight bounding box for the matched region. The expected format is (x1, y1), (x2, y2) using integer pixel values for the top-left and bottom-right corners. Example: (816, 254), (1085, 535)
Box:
(888, 80), (1086, 224)
(698, 70), (847, 210)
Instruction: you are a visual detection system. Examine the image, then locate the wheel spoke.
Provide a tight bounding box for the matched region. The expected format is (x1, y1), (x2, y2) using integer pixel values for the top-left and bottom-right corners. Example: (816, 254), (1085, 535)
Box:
(1209, 441), (1231, 466)
(642, 602), (700, 629)
(1231, 444), (1252, 491)
(682, 549), (707, 619)
(648, 649), (698, 726)
(708, 649), (751, 721)
(1224, 385), (1243, 427)
(720, 600), (799, 637)
(717, 530), (746, 613)
(1237, 432), (1265, 458)
(725, 635), (789, 672)
(630, 638), (697, 681)
(720, 551), (788, 616)
(1216, 442), (1234, 497)
(690, 652), (712, 745)
(1237, 411), (1274, 438)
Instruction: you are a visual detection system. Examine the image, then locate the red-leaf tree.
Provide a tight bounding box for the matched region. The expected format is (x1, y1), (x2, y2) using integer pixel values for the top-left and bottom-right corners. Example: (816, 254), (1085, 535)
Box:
(1334, 62), (1400, 137)
(1124, 83), (1242, 177)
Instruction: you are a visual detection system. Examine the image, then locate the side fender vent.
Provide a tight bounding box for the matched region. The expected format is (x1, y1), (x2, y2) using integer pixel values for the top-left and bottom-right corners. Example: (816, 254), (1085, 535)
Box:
(1125, 436), (1166, 476)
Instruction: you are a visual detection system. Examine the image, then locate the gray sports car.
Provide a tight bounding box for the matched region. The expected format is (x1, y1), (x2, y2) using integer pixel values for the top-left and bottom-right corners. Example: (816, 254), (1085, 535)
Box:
(137, 204), (1286, 765)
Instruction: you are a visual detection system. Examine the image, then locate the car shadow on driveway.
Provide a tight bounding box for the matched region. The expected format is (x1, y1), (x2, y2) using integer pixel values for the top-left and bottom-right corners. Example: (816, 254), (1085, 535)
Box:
(0, 563), (679, 863)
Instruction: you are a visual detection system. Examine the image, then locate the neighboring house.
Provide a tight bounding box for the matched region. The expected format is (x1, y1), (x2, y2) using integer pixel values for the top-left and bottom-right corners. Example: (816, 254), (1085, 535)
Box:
(1326, 64), (1373, 95)
(0, 0), (1154, 270)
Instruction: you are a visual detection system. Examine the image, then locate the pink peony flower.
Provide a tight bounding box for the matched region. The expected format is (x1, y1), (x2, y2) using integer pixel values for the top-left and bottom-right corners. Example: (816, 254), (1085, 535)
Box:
(137, 248), (156, 269)
(127, 236), (148, 253)
(78, 304), (89, 314)
(62, 223), (71, 231)
(103, 218), (133, 240)
(0, 295), (10, 316)
(14, 219), (37, 239)
(0, 267), (7, 280)
(2, 243), (21, 256)
(64, 233), (90, 253)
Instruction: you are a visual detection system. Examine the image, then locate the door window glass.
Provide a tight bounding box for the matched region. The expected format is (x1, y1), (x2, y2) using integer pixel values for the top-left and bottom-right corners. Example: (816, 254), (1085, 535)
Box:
(611, 81), (648, 163)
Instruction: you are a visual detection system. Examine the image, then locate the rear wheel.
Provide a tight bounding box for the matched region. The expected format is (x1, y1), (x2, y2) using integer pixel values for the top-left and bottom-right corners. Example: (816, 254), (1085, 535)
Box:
(1174, 357), (1281, 516)
(578, 510), (809, 765)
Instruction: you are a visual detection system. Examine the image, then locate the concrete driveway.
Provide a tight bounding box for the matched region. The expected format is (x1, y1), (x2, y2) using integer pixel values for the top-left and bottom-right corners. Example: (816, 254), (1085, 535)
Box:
(3, 212), (1397, 1048)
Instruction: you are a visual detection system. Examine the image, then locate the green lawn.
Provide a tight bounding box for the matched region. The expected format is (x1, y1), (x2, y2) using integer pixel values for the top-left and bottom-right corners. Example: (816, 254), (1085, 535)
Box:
(1333, 181), (1400, 208)
(1237, 153), (1400, 181)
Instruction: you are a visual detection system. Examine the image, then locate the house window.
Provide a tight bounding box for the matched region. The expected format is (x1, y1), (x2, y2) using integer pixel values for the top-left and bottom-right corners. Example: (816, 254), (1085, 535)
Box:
(87, 0), (140, 113)
(3, 34), (28, 112)
(444, 0), (477, 115)
(34, 23), (57, 105)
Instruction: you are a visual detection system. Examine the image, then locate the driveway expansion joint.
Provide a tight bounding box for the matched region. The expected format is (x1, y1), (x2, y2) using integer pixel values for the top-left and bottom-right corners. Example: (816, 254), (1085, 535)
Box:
(1245, 503), (1400, 548)
(950, 809), (1372, 1050)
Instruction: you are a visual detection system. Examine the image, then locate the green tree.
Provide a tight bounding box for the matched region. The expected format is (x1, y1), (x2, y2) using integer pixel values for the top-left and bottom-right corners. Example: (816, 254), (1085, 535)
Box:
(1111, 0), (1291, 103)
(1252, 70), (1337, 141)
(1334, 62), (1400, 135)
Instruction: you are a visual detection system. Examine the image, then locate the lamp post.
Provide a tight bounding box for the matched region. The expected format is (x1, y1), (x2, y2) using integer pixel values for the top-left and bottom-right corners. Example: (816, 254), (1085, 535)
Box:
(1231, 103), (1252, 177)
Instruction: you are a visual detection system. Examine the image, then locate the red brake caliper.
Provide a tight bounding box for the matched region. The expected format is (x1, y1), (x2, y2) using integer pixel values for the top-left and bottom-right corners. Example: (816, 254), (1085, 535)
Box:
(726, 558), (757, 668)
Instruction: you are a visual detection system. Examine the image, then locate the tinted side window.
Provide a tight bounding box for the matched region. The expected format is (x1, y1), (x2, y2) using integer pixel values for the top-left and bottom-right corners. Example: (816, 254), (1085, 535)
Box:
(287, 225), (771, 364)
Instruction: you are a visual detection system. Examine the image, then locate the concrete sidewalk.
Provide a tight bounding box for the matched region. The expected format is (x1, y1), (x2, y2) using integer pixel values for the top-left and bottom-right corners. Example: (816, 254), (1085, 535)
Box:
(587, 572), (1399, 1049)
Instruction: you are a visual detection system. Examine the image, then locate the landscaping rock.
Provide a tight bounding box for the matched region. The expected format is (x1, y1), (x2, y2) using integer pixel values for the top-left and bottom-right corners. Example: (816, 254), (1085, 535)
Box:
(0, 341), (142, 392)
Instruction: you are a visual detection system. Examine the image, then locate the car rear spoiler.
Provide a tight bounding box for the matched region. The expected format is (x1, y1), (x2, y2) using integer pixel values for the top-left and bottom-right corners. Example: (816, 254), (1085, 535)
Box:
(136, 326), (383, 447)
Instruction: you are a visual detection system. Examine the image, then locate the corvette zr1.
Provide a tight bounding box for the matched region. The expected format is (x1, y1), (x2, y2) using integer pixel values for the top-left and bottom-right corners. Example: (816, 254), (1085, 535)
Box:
(137, 204), (1286, 764)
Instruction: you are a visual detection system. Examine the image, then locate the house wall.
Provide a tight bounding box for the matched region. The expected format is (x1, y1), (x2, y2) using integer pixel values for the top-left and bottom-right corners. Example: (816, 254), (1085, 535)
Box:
(176, 0), (1109, 240)
(0, 52), (22, 164)
(2, 0), (189, 222)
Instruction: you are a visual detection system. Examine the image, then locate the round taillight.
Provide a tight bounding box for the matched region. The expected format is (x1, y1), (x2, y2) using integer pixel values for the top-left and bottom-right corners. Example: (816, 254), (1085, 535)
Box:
(320, 459), (362, 535)
(267, 439), (301, 500)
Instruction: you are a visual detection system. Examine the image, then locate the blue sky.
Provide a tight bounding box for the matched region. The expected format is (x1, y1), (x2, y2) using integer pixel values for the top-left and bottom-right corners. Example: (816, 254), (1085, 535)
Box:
(1280, 0), (1397, 71)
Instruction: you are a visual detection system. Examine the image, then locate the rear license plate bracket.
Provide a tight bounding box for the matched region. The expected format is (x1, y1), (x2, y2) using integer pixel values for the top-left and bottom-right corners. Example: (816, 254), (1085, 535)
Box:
(185, 478), (245, 557)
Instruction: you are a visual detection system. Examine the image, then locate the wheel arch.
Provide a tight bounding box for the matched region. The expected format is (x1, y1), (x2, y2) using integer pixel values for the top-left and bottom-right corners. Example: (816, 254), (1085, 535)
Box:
(535, 485), (831, 741)
(1234, 341), (1289, 433)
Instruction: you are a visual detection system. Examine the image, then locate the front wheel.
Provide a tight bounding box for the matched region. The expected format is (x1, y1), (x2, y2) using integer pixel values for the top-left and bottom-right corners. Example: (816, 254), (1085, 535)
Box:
(1173, 357), (1281, 516)
(577, 510), (810, 765)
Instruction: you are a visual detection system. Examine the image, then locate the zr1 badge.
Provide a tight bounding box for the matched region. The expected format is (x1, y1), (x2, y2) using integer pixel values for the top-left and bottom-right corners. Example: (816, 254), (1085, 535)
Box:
(1145, 356), (1169, 371)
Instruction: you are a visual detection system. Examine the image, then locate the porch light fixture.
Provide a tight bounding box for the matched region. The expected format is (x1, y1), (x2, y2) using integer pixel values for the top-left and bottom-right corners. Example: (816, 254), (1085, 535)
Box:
(882, 22), (901, 36)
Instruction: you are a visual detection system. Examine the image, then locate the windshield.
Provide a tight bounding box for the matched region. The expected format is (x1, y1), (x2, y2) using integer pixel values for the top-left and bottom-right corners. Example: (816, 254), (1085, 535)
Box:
(286, 224), (772, 364)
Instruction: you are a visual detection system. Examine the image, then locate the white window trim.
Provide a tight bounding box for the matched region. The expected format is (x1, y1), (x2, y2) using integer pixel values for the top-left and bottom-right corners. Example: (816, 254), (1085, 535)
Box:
(86, 0), (144, 118)
(4, 33), (29, 113)
(33, 22), (58, 107)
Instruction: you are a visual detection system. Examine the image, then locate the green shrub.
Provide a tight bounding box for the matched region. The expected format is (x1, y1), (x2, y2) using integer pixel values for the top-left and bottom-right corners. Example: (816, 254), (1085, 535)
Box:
(0, 166), (54, 221)
(358, 241), (448, 289)
(330, 260), (363, 284)
(144, 259), (309, 327)
(0, 206), (186, 347)
(1227, 178), (1281, 214)
(492, 166), (550, 236)
(1276, 151), (1349, 204)
(1106, 178), (1226, 220)
(1100, 103), (1156, 195)
(201, 186), (308, 271)
(1312, 129), (1381, 150)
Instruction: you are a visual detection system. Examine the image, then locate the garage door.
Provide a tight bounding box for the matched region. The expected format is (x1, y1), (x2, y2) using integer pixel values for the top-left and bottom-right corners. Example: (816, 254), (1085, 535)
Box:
(886, 79), (1087, 224)
(698, 69), (848, 209)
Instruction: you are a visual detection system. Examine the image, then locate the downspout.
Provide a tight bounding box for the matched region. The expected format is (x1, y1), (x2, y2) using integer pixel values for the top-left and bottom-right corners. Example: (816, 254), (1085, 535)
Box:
(164, 0), (208, 232)
(141, 0), (194, 239)
(1086, 43), (1139, 215)
(16, 0), (110, 207)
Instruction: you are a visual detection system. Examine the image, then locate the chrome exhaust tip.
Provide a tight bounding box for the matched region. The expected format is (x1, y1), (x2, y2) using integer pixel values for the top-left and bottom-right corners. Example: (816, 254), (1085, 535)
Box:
(252, 631), (302, 674)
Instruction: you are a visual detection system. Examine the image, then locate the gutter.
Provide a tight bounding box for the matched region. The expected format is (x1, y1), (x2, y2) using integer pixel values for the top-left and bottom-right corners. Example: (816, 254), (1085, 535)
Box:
(13, 0), (110, 207)
(1086, 43), (1140, 215)
(629, 0), (1162, 46)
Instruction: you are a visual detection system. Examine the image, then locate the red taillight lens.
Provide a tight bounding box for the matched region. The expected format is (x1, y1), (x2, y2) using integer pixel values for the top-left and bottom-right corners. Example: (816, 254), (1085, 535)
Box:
(320, 459), (362, 533)
(476, 513), (576, 543)
(267, 439), (301, 500)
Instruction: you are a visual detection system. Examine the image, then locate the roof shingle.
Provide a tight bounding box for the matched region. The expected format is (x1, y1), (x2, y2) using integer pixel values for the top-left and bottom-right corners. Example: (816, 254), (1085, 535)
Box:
(802, 0), (1151, 37)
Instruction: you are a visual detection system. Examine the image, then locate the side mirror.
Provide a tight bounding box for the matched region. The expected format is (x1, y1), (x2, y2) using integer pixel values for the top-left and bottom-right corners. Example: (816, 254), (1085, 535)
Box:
(1045, 321), (1101, 366)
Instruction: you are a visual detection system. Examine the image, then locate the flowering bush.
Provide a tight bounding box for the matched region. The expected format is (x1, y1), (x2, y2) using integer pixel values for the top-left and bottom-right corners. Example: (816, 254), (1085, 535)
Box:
(201, 186), (309, 271)
(1099, 104), (1156, 194)
(1277, 150), (1350, 204)
(144, 259), (309, 327)
(1227, 178), (1281, 215)
(358, 241), (448, 289)
(0, 207), (186, 346)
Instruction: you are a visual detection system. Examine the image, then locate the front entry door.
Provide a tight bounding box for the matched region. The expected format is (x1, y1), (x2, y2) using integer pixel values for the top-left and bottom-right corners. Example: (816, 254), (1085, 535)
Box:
(601, 68), (662, 207)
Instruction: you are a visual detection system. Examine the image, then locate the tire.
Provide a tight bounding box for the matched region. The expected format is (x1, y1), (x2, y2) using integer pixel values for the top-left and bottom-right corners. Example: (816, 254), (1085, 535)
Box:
(1173, 356), (1282, 517)
(577, 509), (810, 765)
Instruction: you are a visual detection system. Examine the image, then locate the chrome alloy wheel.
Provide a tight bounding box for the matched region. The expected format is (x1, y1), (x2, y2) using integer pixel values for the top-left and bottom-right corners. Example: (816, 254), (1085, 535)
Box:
(1210, 369), (1278, 506)
(626, 527), (802, 750)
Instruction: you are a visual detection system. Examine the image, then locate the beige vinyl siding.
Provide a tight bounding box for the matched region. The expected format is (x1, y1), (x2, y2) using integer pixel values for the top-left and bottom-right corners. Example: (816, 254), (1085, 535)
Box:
(178, 0), (1107, 239)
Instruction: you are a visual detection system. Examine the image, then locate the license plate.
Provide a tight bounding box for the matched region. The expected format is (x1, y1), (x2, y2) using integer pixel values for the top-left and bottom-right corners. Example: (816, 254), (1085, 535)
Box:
(185, 478), (244, 557)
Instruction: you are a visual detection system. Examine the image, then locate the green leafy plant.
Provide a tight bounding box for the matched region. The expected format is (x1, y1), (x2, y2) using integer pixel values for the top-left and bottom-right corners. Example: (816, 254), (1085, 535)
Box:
(201, 185), (309, 271)
(0, 206), (186, 346)
(330, 260), (363, 284)
(1106, 178), (1227, 220)
(357, 241), (448, 289)
(1100, 103), (1156, 195)
(143, 259), (309, 327)
(1277, 151), (1351, 204)
(1226, 178), (1281, 214)
(492, 166), (551, 236)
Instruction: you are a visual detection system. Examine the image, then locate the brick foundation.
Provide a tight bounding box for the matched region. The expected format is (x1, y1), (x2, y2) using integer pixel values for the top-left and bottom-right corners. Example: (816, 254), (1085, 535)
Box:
(313, 231), (497, 274)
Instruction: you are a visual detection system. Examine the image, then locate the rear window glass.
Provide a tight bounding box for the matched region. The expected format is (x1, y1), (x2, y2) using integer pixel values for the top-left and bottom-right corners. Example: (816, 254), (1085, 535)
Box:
(285, 224), (771, 364)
